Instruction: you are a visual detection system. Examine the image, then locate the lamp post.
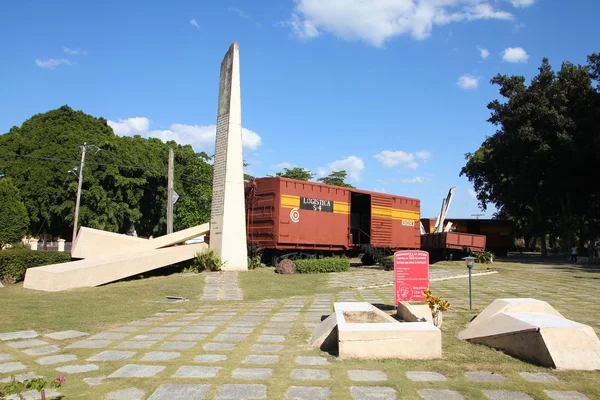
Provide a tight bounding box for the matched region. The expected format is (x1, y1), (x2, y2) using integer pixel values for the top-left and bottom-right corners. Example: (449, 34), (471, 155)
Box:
(462, 256), (476, 310)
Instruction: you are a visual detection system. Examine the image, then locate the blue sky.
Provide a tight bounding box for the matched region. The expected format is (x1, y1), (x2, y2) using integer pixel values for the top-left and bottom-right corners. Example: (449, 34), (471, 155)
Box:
(1, 0), (598, 219)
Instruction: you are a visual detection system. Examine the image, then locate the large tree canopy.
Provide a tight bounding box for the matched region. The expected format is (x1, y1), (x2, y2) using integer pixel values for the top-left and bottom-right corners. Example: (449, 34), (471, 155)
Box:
(0, 177), (30, 248)
(0, 105), (213, 240)
(317, 170), (355, 188)
(461, 54), (600, 254)
(275, 167), (315, 181)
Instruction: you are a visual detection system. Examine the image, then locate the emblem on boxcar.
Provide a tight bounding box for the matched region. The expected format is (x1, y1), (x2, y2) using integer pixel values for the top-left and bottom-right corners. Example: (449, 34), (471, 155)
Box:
(290, 208), (300, 223)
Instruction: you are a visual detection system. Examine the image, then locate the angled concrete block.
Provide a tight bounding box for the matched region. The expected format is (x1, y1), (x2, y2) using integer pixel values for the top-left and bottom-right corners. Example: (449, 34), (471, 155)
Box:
(397, 302), (434, 323)
(458, 298), (600, 371)
(309, 313), (338, 351)
(23, 243), (207, 292)
(209, 43), (248, 271)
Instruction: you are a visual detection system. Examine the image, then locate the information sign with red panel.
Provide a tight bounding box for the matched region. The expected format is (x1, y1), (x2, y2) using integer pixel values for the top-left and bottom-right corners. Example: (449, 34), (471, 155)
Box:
(394, 250), (430, 305)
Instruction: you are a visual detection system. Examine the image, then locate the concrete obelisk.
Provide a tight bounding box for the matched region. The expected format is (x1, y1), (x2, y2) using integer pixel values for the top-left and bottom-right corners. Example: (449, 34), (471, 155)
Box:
(209, 42), (248, 271)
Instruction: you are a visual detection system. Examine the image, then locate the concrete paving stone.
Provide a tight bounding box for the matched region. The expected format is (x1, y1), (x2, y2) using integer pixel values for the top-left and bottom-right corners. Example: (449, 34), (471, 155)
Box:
(243, 355), (279, 365)
(141, 351), (181, 361)
(66, 339), (113, 349)
(258, 335), (285, 342)
(216, 384), (267, 399)
(0, 353), (13, 362)
(132, 333), (168, 341)
(149, 327), (181, 333)
(164, 321), (190, 326)
(213, 333), (248, 342)
(348, 370), (387, 382)
(88, 332), (129, 340)
(350, 386), (397, 400)
(22, 345), (61, 356)
(172, 333), (207, 341)
(166, 308), (187, 313)
(44, 330), (88, 340)
(112, 326), (142, 333)
(183, 326), (216, 333)
(35, 354), (77, 365)
(87, 350), (136, 361)
(56, 364), (99, 374)
(180, 316), (202, 321)
(238, 316), (264, 321)
(204, 342), (236, 351)
(5, 388), (61, 400)
(291, 369), (330, 380)
(418, 389), (464, 400)
(295, 356), (330, 365)
(83, 376), (106, 386)
(406, 371), (447, 381)
(284, 386), (330, 400)
(266, 322), (293, 328)
(207, 315), (233, 321)
(263, 328), (290, 335)
(195, 354), (227, 363)
(107, 387), (145, 400)
(148, 384), (211, 400)
(160, 341), (196, 350)
(251, 344), (283, 352)
(519, 372), (560, 383)
(232, 368), (273, 380)
(0, 331), (38, 341)
(108, 364), (166, 378)
(154, 312), (172, 317)
(173, 365), (221, 378)
(0, 372), (41, 383)
(0, 362), (27, 374)
(544, 391), (590, 400)
(482, 390), (533, 400)
(128, 321), (153, 326)
(231, 320), (261, 327)
(223, 327), (254, 334)
(7, 339), (48, 349)
(115, 340), (157, 349)
(465, 371), (505, 382)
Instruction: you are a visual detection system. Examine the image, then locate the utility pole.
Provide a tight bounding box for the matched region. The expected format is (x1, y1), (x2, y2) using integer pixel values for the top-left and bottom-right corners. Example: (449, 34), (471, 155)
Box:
(167, 148), (174, 234)
(471, 213), (485, 220)
(72, 143), (100, 242)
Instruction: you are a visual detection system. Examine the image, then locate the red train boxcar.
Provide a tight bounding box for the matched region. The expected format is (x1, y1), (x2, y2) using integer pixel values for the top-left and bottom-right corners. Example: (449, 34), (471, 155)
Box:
(245, 177), (421, 264)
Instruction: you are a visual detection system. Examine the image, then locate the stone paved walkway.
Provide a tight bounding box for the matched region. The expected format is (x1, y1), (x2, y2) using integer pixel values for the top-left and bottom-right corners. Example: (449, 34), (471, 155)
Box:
(201, 272), (242, 301)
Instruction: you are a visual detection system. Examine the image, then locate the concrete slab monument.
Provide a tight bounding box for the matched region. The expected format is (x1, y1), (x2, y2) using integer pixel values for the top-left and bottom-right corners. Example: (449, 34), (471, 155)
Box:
(209, 42), (248, 271)
(458, 298), (600, 370)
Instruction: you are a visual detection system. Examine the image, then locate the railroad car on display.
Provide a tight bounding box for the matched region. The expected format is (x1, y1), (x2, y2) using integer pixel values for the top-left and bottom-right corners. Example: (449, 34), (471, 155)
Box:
(244, 177), (421, 266)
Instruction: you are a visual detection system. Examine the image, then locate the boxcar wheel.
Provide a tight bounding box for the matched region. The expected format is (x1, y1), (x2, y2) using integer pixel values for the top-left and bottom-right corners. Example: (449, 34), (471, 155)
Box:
(361, 253), (376, 266)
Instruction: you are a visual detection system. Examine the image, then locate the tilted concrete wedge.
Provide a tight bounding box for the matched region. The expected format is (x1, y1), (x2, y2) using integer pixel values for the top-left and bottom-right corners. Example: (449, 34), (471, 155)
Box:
(458, 298), (600, 370)
(23, 243), (207, 292)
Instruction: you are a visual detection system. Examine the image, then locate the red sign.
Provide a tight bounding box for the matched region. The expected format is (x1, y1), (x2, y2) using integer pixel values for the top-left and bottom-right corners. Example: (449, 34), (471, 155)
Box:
(394, 250), (429, 305)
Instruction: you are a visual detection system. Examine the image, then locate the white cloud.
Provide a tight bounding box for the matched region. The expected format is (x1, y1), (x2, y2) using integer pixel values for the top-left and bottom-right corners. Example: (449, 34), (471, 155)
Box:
(457, 74), (480, 89)
(285, 0), (514, 47)
(402, 176), (425, 184)
(416, 151), (431, 161)
(63, 47), (87, 55)
(107, 117), (263, 152)
(228, 7), (262, 27)
(477, 46), (490, 59)
(468, 188), (478, 199)
(275, 162), (296, 170)
(502, 46), (529, 63)
(318, 156), (365, 181)
(190, 18), (200, 29)
(373, 188), (387, 193)
(35, 58), (72, 69)
(508, 0), (535, 7)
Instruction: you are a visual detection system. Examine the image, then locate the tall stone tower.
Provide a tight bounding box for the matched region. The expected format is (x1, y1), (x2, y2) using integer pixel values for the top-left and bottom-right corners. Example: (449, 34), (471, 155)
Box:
(209, 43), (248, 271)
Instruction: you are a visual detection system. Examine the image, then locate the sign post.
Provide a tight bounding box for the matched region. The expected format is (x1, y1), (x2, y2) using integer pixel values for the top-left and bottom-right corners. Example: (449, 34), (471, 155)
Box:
(394, 250), (430, 306)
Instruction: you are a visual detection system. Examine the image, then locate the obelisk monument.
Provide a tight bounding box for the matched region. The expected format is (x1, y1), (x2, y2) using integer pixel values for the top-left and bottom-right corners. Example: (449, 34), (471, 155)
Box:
(209, 42), (248, 271)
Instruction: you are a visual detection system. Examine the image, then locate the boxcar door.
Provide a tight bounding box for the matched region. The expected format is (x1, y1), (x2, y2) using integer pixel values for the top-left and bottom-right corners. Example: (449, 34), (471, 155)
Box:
(371, 195), (393, 248)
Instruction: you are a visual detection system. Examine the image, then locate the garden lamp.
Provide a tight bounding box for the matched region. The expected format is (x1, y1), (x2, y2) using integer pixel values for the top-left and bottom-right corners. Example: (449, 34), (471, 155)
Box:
(462, 256), (476, 310)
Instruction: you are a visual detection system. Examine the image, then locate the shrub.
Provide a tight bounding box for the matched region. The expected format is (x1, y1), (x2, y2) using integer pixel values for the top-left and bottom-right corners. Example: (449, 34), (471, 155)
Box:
(472, 251), (494, 264)
(193, 248), (224, 272)
(0, 247), (71, 283)
(295, 257), (350, 274)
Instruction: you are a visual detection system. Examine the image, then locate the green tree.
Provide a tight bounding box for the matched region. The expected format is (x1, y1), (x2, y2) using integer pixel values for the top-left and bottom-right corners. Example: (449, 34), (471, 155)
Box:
(317, 170), (355, 188)
(0, 177), (30, 248)
(275, 167), (315, 181)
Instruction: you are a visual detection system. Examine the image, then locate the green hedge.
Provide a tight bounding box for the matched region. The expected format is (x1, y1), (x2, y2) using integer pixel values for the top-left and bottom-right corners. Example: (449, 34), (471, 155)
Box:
(295, 257), (350, 274)
(0, 248), (72, 283)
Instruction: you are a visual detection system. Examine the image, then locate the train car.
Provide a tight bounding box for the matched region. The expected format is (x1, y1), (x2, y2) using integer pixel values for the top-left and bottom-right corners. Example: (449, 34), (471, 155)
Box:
(421, 232), (487, 260)
(245, 177), (421, 265)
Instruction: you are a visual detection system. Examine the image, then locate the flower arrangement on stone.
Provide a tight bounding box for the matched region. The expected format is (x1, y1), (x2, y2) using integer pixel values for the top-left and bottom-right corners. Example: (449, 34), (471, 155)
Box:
(0, 374), (66, 400)
(423, 288), (450, 328)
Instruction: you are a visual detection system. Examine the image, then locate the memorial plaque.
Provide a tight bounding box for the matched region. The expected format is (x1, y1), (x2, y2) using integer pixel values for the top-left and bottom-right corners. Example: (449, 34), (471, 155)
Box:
(394, 250), (429, 304)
